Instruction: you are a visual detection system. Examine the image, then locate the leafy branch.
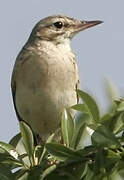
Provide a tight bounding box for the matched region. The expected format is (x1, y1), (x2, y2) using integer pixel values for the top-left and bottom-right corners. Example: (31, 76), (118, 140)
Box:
(0, 84), (124, 180)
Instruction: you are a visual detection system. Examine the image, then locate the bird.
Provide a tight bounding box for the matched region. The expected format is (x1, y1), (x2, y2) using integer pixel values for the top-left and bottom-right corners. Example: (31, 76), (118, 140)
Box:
(11, 15), (102, 142)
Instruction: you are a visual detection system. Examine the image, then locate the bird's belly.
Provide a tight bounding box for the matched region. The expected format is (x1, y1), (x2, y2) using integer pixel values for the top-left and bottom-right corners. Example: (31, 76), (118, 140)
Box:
(15, 52), (79, 140)
(16, 86), (77, 140)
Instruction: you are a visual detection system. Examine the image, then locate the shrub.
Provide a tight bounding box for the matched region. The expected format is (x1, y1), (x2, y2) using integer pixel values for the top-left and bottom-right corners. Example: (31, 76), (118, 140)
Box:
(0, 84), (124, 180)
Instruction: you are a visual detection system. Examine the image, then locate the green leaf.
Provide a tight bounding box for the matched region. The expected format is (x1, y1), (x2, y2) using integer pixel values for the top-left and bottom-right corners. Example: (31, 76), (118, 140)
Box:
(101, 112), (124, 135)
(71, 123), (86, 149)
(71, 114), (91, 149)
(61, 109), (74, 147)
(83, 167), (95, 180)
(109, 171), (123, 180)
(0, 165), (15, 180)
(14, 169), (28, 180)
(39, 133), (55, 165)
(91, 125), (121, 147)
(45, 143), (81, 162)
(73, 162), (88, 179)
(71, 104), (88, 113)
(34, 145), (43, 165)
(20, 121), (35, 166)
(92, 148), (116, 175)
(117, 101), (124, 112)
(75, 113), (89, 128)
(0, 141), (19, 160)
(113, 113), (124, 134)
(77, 90), (100, 123)
(27, 166), (43, 180)
(41, 164), (57, 180)
(20, 153), (28, 160)
(107, 149), (121, 160)
(43, 174), (68, 180)
(9, 133), (21, 148)
(0, 147), (5, 154)
(77, 145), (96, 157)
(101, 113), (114, 123)
(0, 142), (15, 153)
(0, 153), (23, 168)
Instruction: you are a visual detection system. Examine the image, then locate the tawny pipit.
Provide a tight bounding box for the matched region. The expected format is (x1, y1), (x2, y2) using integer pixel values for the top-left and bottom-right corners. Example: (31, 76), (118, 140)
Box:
(11, 15), (102, 141)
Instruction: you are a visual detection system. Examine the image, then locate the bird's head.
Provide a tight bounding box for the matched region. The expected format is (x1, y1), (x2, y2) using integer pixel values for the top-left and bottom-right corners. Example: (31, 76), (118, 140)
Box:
(30, 15), (103, 45)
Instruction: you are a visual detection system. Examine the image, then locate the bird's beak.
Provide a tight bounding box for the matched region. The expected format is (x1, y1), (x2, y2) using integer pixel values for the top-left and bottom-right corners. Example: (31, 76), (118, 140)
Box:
(80, 20), (103, 31)
(70, 20), (103, 37)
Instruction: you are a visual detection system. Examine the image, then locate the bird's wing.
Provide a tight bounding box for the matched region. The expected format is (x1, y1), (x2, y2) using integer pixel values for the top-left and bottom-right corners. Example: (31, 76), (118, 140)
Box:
(11, 61), (23, 121)
(11, 48), (30, 121)
(11, 49), (47, 121)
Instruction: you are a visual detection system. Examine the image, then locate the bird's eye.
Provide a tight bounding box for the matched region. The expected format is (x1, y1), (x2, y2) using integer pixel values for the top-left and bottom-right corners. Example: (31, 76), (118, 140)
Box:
(53, 21), (63, 29)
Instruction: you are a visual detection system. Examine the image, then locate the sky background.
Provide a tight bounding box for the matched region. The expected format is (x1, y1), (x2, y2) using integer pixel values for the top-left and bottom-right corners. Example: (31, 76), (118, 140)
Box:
(0, 0), (124, 142)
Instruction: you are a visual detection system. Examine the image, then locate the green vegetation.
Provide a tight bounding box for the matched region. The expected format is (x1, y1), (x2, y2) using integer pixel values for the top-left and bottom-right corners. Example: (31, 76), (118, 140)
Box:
(0, 83), (124, 180)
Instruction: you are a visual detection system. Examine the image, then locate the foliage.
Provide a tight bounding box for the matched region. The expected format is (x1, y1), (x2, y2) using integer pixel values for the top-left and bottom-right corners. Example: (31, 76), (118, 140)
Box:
(0, 83), (124, 180)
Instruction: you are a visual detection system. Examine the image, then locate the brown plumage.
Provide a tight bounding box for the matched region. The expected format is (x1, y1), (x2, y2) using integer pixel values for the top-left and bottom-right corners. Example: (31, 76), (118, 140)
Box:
(11, 15), (102, 142)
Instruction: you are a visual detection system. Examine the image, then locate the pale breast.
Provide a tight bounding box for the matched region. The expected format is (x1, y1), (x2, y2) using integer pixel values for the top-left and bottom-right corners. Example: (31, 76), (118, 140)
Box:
(14, 43), (79, 139)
